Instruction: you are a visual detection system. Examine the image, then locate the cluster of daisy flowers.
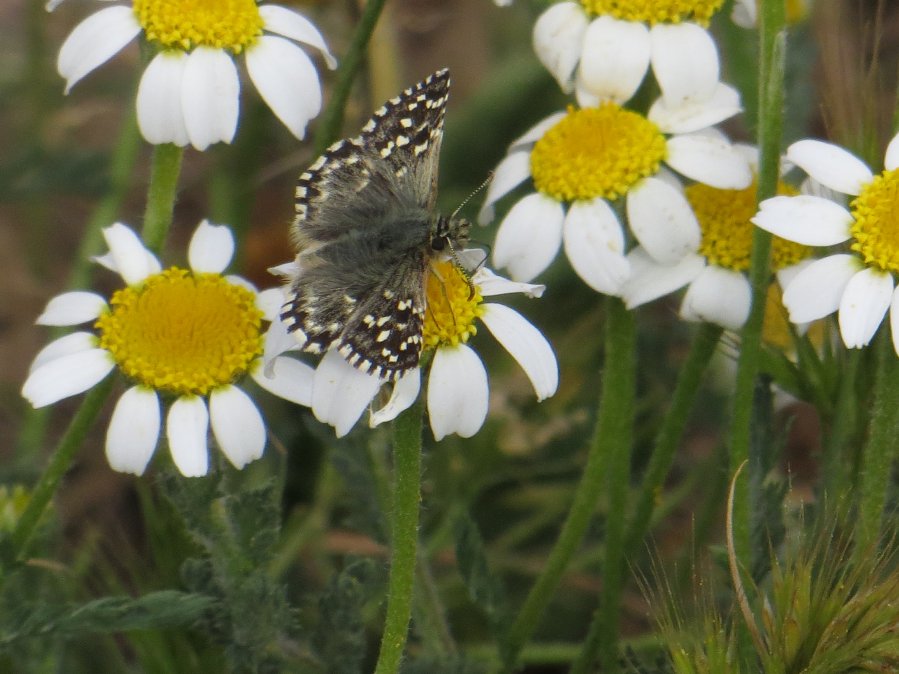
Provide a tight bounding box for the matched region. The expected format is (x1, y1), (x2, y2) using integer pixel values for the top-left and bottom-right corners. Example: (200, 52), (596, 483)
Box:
(53, 0), (336, 149)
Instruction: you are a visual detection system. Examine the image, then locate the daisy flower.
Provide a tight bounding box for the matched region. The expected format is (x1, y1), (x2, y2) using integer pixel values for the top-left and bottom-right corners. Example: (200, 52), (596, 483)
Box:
(752, 134), (899, 355)
(265, 255), (558, 440)
(53, 0), (336, 150)
(479, 103), (752, 294)
(533, 0), (740, 114)
(22, 221), (313, 477)
(732, 0), (811, 28)
(620, 145), (812, 330)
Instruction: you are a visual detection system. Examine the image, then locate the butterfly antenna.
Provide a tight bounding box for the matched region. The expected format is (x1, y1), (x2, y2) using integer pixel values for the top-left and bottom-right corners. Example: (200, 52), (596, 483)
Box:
(445, 238), (476, 300)
(450, 171), (494, 220)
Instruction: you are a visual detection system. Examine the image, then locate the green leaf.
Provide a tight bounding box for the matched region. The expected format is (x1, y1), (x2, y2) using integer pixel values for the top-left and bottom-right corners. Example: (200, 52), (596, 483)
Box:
(453, 511), (509, 636)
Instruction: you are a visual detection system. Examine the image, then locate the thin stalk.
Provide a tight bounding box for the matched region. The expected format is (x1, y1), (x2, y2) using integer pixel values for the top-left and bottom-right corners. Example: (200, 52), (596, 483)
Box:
(313, 0), (389, 153)
(729, 0), (786, 564)
(856, 332), (899, 553)
(502, 297), (636, 672)
(373, 398), (424, 674)
(822, 348), (860, 510)
(6, 375), (115, 567)
(141, 143), (184, 255)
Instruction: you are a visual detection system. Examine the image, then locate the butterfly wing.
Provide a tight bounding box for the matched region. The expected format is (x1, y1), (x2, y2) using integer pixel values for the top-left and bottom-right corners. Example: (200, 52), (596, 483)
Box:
(282, 69), (451, 380)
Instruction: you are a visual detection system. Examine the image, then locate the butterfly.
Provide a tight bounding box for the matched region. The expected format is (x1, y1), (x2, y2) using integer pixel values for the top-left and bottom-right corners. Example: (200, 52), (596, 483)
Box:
(280, 69), (471, 382)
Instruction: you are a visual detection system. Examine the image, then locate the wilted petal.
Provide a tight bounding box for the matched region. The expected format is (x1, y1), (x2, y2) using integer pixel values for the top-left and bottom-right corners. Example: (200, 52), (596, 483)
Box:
(106, 386), (160, 475)
(167, 397), (209, 477)
(480, 304), (558, 400)
(210, 385), (266, 469)
(427, 345), (488, 440)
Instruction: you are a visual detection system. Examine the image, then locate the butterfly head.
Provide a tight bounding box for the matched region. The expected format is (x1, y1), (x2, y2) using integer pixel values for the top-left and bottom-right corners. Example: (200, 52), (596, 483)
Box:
(429, 214), (471, 258)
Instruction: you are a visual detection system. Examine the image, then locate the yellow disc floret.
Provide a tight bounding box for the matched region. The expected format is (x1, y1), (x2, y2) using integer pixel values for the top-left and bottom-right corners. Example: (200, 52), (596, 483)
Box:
(530, 104), (667, 203)
(579, 0), (724, 26)
(849, 168), (899, 275)
(686, 180), (808, 271)
(96, 268), (263, 396)
(422, 261), (484, 350)
(133, 0), (264, 53)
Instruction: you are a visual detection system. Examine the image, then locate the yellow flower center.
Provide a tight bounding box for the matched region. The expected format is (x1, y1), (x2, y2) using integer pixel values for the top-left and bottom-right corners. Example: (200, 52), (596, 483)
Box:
(530, 104), (667, 203)
(849, 168), (899, 275)
(686, 180), (808, 271)
(579, 0), (724, 26)
(786, 0), (808, 24)
(133, 0), (264, 53)
(95, 268), (263, 397)
(422, 261), (485, 350)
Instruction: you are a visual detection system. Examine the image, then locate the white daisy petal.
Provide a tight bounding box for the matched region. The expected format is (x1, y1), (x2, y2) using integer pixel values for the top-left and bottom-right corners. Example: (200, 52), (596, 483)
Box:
(731, 0), (757, 28)
(21, 349), (114, 408)
(210, 385), (266, 469)
(370, 370), (421, 427)
(256, 287), (286, 321)
(167, 397), (209, 477)
(577, 16), (650, 104)
(620, 248), (705, 309)
(509, 111), (567, 152)
(885, 132), (899, 171)
(137, 52), (189, 147)
(480, 304), (558, 400)
(627, 177), (700, 264)
(532, 2), (588, 93)
(680, 266), (751, 330)
(28, 331), (96, 374)
(472, 267), (545, 298)
(259, 4), (337, 69)
(648, 83), (742, 134)
(562, 198), (630, 293)
(57, 6), (141, 93)
(478, 150), (532, 224)
(102, 222), (160, 284)
(36, 291), (107, 326)
(105, 386), (160, 476)
(838, 268), (893, 349)
(262, 318), (300, 376)
(782, 254), (859, 323)
(188, 219), (235, 273)
(650, 22), (719, 108)
(493, 193), (564, 281)
(752, 195), (853, 246)
(312, 348), (381, 437)
(251, 356), (314, 406)
(786, 139), (873, 196)
(427, 345), (488, 440)
(889, 287), (899, 357)
(182, 47), (240, 151)
(665, 133), (752, 189)
(246, 35), (321, 140)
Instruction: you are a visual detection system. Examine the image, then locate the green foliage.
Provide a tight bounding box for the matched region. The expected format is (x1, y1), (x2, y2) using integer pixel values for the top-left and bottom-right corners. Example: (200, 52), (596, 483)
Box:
(452, 511), (510, 636)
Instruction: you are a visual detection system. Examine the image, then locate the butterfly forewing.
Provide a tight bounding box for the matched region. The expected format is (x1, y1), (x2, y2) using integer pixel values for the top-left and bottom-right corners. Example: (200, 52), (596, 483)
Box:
(283, 69), (451, 381)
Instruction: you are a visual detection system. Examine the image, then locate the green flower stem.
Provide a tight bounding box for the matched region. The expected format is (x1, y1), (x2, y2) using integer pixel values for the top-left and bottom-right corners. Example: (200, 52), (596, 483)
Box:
(373, 397), (424, 674)
(822, 349), (860, 510)
(856, 332), (899, 552)
(313, 0), (389, 154)
(729, 0), (786, 564)
(141, 143), (184, 255)
(7, 375), (115, 566)
(625, 323), (723, 554)
(502, 297), (636, 672)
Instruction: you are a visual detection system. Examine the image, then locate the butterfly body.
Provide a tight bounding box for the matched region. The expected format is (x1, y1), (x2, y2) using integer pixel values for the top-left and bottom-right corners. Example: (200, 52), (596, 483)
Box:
(281, 69), (470, 381)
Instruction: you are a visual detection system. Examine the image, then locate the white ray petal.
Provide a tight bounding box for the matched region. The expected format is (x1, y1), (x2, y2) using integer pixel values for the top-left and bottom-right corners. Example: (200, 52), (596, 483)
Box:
(312, 349), (381, 437)
(480, 304), (558, 400)
(885, 132), (899, 171)
(181, 47), (240, 151)
(259, 4), (336, 69)
(648, 83), (742, 135)
(102, 222), (160, 285)
(478, 150), (532, 224)
(562, 198), (630, 293)
(210, 385), (266, 469)
(666, 133), (752, 189)
(787, 139), (873, 196)
(246, 35), (321, 140)
(189, 219), (235, 273)
(57, 6), (140, 93)
(472, 267), (545, 298)
(650, 22), (719, 108)
(620, 248), (705, 309)
(509, 111), (567, 152)
(627, 177), (701, 264)
(21, 349), (114, 408)
(427, 345), (488, 440)
(782, 254), (860, 323)
(36, 291), (107, 326)
(251, 356), (314, 406)
(532, 2), (588, 93)
(106, 387), (160, 475)
(680, 266), (751, 330)
(752, 195), (853, 246)
(29, 331), (96, 374)
(838, 267), (892, 349)
(137, 52), (189, 147)
(370, 370), (421, 427)
(167, 397), (209, 477)
(577, 16), (649, 104)
(493, 193), (564, 281)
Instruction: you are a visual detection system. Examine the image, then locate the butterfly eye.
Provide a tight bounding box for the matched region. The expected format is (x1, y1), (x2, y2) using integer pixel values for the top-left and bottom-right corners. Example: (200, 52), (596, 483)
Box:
(431, 236), (446, 251)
